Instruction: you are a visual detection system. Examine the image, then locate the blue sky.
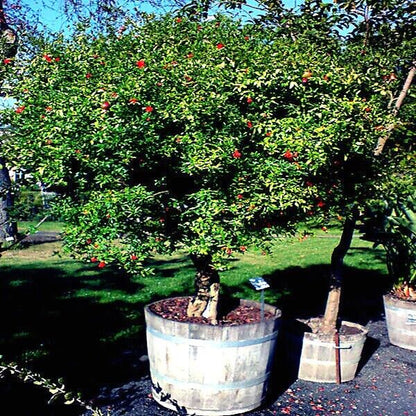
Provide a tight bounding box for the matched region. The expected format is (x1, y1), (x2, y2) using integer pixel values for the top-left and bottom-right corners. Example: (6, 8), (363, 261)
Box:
(16, 0), (304, 33)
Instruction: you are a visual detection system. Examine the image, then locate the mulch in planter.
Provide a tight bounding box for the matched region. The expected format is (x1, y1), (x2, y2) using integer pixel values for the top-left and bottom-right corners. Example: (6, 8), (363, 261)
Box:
(149, 296), (275, 326)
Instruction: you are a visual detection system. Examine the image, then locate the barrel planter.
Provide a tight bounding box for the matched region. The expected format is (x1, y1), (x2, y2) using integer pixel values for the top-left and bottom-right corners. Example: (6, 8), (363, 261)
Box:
(145, 297), (281, 416)
(297, 321), (368, 383)
(384, 294), (416, 351)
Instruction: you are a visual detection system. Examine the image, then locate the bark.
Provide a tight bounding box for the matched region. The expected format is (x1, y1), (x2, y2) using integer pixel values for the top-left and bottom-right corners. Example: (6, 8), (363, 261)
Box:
(320, 206), (359, 334)
(374, 62), (416, 156)
(0, 156), (16, 243)
(187, 254), (220, 324)
(0, 0), (18, 61)
(0, 1), (18, 245)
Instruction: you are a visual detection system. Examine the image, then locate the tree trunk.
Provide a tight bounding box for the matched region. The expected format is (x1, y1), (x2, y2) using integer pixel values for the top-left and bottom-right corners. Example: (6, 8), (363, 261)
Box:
(187, 254), (220, 325)
(0, 0), (18, 63)
(0, 156), (16, 244)
(320, 206), (359, 334)
(374, 62), (416, 156)
(0, 1), (18, 246)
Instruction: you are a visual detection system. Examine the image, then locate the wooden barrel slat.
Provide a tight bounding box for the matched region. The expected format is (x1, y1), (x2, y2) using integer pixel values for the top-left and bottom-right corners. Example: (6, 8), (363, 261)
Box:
(298, 321), (367, 383)
(384, 294), (416, 351)
(145, 297), (281, 415)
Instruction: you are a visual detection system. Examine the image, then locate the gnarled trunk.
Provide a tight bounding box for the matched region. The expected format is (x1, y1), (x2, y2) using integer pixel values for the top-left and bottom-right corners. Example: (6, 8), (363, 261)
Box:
(320, 206), (359, 334)
(187, 254), (220, 325)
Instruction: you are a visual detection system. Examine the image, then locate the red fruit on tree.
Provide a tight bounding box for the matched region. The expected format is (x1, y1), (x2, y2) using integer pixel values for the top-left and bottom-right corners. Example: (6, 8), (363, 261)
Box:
(232, 149), (242, 159)
(283, 150), (294, 161)
(101, 101), (111, 110)
(98, 261), (106, 268)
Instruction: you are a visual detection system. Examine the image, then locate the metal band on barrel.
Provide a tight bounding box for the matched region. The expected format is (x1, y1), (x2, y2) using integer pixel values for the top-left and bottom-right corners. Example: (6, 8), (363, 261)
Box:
(150, 368), (270, 390)
(146, 326), (278, 348)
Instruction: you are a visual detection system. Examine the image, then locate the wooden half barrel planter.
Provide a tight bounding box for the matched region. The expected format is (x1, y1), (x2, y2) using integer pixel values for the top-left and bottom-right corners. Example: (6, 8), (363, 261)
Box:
(383, 294), (416, 351)
(286, 319), (368, 383)
(145, 297), (281, 416)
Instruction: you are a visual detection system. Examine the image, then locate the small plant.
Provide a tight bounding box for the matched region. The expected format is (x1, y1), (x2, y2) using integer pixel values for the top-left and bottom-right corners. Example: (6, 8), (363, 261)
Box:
(0, 359), (109, 415)
(386, 194), (416, 299)
(362, 193), (416, 300)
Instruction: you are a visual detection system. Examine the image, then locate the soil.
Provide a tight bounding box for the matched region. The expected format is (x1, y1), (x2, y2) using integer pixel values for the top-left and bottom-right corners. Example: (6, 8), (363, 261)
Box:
(149, 296), (275, 325)
(298, 317), (365, 336)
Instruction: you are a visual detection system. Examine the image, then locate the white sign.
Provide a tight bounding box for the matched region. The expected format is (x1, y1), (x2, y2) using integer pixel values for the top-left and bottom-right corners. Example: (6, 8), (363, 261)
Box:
(249, 277), (270, 291)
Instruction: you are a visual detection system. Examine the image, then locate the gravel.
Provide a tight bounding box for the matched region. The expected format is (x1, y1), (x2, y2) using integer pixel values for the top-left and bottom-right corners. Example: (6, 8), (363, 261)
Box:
(86, 318), (416, 416)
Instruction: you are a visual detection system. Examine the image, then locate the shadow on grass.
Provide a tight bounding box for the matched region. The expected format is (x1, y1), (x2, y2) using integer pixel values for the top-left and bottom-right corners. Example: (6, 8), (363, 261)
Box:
(0, 249), (390, 415)
(0, 260), (192, 415)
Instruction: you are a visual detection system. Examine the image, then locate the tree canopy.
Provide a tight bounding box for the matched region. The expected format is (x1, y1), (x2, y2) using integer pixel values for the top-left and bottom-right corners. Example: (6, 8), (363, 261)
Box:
(1, 4), (414, 279)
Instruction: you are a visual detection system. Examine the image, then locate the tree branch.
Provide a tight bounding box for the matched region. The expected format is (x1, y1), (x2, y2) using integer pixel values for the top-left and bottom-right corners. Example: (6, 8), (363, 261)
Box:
(374, 62), (416, 156)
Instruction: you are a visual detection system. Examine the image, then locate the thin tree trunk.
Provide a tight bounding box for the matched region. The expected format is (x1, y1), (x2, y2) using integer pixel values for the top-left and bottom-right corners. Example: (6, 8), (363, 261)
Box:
(374, 62), (416, 156)
(320, 206), (359, 335)
(0, 1), (18, 245)
(0, 0), (18, 60)
(187, 254), (220, 324)
(0, 156), (16, 244)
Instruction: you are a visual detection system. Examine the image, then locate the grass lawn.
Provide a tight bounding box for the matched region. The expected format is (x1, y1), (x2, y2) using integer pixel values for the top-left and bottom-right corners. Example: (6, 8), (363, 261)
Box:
(0, 222), (390, 403)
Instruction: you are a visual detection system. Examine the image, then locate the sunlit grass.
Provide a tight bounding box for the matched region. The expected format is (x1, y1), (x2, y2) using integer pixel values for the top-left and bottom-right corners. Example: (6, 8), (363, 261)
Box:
(0, 222), (389, 396)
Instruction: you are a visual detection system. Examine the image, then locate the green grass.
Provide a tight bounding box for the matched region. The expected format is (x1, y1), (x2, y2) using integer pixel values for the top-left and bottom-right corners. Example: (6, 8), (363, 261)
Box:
(0, 224), (390, 400)
(18, 220), (64, 233)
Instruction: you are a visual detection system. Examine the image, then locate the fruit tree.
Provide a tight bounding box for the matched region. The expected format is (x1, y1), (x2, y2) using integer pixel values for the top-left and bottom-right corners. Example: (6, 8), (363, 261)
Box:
(2, 8), (414, 323)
